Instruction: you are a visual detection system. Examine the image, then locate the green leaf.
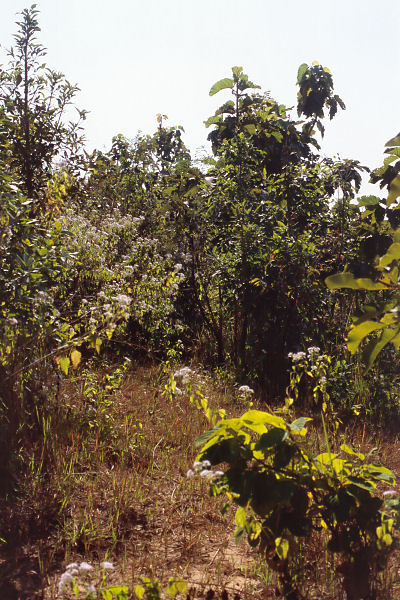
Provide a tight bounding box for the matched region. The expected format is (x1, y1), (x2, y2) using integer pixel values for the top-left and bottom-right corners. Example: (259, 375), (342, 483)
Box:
(316, 452), (338, 465)
(204, 115), (222, 128)
(102, 587), (129, 600)
(235, 506), (247, 528)
(379, 242), (400, 267)
(134, 585), (145, 600)
(244, 124), (256, 135)
(70, 349), (81, 370)
(387, 174), (400, 206)
(385, 133), (400, 147)
(325, 273), (386, 290)
(358, 195), (381, 207)
(240, 410), (285, 430)
(195, 426), (219, 447)
(347, 321), (385, 354)
(275, 537), (289, 560)
(209, 78), (234, 96)
(244, 80), (261, 90)
(166, 578), (187, 598)
(346, 477), (375, 491)
(255, 427), (286, 450)
(340, 444), (365, 461)
(289, 417), (311, 432)
(362, 326), (400, 368)
(271, 131), (283, 143)
(58, 356), (70, 375)
(297, 63), (308, 84)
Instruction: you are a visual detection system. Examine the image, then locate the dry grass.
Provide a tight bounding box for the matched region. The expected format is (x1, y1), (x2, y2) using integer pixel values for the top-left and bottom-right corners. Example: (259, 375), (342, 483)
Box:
(0, 361), (271, 600)
(2, 360), (400, 600)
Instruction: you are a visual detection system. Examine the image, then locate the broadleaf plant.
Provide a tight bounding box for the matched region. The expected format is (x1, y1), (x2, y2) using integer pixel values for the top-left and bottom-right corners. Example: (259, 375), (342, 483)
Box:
(326, 133), (400, 368)
(196, 405), (399, 600)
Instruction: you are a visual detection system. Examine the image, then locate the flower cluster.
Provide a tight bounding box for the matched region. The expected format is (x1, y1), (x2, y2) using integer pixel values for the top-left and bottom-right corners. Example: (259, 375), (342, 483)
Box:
(186, 459), (224, 480)
(58, 560), (114, 597)
(288, 347), (321, 363)
(58, 204), (188, 347)
(174, 366), (194, 386)
(307, 346), (320, 357)
(238, 385), (254, 397)
(288, 351), (307, 362)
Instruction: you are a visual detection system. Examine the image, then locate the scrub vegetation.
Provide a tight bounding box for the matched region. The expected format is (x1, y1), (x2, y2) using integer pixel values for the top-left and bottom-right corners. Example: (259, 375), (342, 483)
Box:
(2, 6), (400, 600)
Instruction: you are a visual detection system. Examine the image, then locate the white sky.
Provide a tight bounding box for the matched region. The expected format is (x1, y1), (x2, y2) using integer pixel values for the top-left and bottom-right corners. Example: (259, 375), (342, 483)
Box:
(1, 0), (399, 194)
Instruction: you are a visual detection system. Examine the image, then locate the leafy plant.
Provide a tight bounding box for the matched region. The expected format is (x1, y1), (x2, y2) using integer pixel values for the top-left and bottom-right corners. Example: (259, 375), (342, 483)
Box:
(326, 133), (400, 369)
(196, 407), (399, 599)
(0, 5), (86, 204)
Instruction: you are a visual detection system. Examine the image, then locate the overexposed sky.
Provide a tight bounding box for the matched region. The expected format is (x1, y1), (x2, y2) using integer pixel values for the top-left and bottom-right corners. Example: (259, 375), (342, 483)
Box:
(1, 0), (399, 192)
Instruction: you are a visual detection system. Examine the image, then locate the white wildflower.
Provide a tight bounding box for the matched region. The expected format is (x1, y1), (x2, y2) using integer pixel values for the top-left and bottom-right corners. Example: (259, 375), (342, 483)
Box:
(66, 562), (79, 571)
(383, 490), (397, 498)
(174, 366), (193, 385)
(100, 561), (115, 570)
(213, 470), (225, 478)
(186, 469), (195, 478)
(200, 470), (211, 478)
(112, 294), (131, 306)
(307, 346), (320, 357)
(8, 318), (18, 325)
(79, 561), (94, 573)
(58, 571), (73, 593)
(193, 460), (210, 472)
(290, 351), (306, 362)
(238, 385), (254, 396)
(86, 583), (97, 597)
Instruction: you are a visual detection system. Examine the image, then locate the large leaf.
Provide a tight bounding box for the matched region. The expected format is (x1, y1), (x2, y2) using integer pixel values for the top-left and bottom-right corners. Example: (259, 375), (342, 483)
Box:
(297, 63), (308, 84)
(387, 174), (400, 206)
(255, 427), (287, 450)
(195, 426), (220, 447)
(385, 133), (400, 147)
(209, 78), (234, 96)
(244, 124), (256, 135)
(379, 242), (400, 267)
(204, 115), (222, 128)
(347, 321), (385, 354)
(241, 410), (285, 430)
(70, 349), (81, 370)
(358, 195), (381, 207)
(362, 326), (400, 368)
(325, 273), (386, 290)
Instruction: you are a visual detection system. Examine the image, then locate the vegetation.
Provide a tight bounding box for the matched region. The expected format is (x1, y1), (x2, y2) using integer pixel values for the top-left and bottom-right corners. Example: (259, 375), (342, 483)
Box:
(2, 6), (400, 600)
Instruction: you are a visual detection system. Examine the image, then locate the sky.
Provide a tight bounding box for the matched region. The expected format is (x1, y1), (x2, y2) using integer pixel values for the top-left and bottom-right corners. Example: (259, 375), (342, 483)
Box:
(1, 0), (399, 195)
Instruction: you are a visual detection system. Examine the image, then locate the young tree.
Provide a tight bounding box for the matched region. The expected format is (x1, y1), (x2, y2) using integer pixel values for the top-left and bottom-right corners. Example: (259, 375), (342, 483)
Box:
(0, 4), (86, 204)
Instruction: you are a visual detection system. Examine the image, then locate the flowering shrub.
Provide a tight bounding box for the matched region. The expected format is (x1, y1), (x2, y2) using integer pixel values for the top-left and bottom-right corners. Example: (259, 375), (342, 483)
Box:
(286, 346), (330, 412)
(61, 204), (187, 353)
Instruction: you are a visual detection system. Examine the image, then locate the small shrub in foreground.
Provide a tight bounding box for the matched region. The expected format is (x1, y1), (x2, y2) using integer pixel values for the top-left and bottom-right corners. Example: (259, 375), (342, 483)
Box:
(196, 406), (400, 600)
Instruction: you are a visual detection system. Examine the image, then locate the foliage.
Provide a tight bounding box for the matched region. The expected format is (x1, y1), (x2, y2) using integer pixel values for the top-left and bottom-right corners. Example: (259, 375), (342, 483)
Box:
(0, 5), (86, 203)
(326, 133), (400, 369)
(2, 6), (400, 598)
(190, 64), (365, 387)
(196, 406), (399, 600)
